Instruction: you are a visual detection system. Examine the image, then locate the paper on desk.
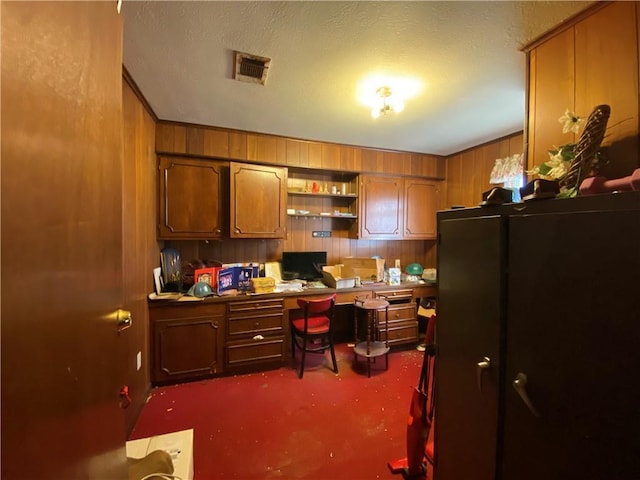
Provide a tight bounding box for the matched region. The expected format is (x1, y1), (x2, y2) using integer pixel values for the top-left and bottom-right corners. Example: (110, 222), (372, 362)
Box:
(177, 295), (203, 302)
(265, 262), (282, 283)
(148, 292), (182, 300)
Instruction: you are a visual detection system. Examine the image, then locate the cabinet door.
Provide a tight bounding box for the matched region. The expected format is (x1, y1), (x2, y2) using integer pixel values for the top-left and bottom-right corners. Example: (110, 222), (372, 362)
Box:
(404, 178), (438, 239)
(527, 28), (575, 171)
(435, 215), (505, 480)
(230, 162), (287, 238)
(359, 175), (403, 239)
(158, 156), (226, 239)
(503, 210), (640, 480)
(153, 313), (224, 385)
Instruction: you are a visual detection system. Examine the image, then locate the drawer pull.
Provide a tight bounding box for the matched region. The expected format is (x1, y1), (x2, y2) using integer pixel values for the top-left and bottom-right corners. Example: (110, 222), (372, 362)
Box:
(253, 334), (265, 340)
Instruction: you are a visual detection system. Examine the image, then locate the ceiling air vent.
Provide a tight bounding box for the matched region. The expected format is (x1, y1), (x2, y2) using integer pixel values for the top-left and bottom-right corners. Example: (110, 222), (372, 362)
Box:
(233, 51), (271, 85)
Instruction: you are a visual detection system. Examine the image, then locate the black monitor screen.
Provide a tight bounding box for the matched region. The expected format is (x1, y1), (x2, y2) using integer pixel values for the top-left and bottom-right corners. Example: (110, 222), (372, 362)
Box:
(281, 251), (327, 281)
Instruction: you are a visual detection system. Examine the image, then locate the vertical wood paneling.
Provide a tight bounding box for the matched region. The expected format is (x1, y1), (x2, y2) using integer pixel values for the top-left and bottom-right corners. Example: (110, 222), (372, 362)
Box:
(575, 1), (639, 178)
(229, 131), (246, 160)
(322, 143), (341, 170)
(276, 138), (287, 165)
(360, 149), (379, 172)
(123, 73), (160, 436)
(382, 151), (405, 175)
(203, 128), (230, 158)
(308, 142), (322, 169)
(340, 146), (359, 172)
(286, 139), (301, 167)
(186, 126), (204, 155)
(444, 133), (523, 209)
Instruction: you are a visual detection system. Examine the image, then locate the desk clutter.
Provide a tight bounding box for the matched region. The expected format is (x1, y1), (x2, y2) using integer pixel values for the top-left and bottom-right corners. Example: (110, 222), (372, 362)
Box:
(151, 249), (435, 299)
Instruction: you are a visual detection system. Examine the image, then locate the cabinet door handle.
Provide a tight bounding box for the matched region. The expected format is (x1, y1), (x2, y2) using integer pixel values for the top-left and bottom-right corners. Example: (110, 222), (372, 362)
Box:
(512, 372), (541, 417)
(476, 357), (491, 392)
(253, 334), (265, 340)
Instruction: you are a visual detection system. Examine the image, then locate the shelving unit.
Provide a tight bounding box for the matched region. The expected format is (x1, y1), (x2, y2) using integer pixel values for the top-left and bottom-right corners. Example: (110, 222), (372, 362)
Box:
(286, 169), (359, 221)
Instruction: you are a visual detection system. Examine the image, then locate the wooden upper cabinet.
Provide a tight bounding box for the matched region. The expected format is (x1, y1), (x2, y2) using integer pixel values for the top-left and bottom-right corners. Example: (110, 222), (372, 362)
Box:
(526, 1), (639, 176)
(158, 156), (227, 239)
(404, 178), (438, 239)
(230, 162), (287, 238)
(358, 174), (404, 239)
(527, 27), (575, 172)
(574, 1), (639, 179)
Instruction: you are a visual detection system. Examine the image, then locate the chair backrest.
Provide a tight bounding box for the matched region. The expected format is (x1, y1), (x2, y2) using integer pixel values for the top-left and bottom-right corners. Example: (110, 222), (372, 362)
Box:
(297, 293), (336, 316)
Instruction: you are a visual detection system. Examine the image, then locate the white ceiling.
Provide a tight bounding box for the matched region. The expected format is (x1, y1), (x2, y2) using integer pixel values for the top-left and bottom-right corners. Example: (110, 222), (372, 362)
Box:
(122, 1), (591, 156)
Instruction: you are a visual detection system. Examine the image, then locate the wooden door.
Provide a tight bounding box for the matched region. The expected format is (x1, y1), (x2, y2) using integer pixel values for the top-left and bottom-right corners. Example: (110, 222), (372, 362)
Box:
(404, 178), (438, 239)
(158, 156), (227, 239)
(1, 3), (127, 479)
(435, 215), (505, 480)
(503, 209), (640, 480)
(230, 162), (287, 238)
(359, 175), (403, 239)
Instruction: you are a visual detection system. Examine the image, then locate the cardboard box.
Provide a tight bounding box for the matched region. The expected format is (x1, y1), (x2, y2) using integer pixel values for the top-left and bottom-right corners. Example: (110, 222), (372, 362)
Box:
(217, 263), (260, 294)
(251, 277), (275, 294)
(126, 428), (194, 480)
(216, 267), (236, 295)
(342, 257), (386, 282)
(322, 265), (356, 289)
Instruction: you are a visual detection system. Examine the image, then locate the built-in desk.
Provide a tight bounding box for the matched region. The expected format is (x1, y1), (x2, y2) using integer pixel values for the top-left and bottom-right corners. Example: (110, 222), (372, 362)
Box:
(149, 282), (436, 385)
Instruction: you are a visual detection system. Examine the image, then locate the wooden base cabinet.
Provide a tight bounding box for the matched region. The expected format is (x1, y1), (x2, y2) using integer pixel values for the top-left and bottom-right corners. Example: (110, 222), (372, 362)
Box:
(435, 192), (640, 480)
(375, 289), (418, 346)
(225, 298), (287, 371)
(151, 303), (225, 385)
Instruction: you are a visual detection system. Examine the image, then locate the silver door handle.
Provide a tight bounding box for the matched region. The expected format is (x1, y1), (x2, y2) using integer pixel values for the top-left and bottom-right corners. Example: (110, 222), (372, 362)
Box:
(512, 372), (541, 417)
(476, 357), (491, 392)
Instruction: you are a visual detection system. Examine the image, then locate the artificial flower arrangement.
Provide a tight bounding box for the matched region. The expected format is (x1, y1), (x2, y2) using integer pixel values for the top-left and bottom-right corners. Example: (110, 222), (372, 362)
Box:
(528, 108), (608, 198)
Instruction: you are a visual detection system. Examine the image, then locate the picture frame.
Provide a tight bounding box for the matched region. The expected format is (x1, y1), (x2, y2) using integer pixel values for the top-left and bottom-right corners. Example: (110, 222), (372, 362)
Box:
(153, 267), (164, 295)
(194, 267), (216, 286)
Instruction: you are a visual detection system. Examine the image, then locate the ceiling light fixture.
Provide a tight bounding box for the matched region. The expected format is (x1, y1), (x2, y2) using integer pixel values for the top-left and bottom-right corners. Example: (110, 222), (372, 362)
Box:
(371, 86), (404, 119)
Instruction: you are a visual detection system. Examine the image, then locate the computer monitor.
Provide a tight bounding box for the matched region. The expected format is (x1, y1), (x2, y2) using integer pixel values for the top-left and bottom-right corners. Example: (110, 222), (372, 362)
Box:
(281, 251), (327, 281)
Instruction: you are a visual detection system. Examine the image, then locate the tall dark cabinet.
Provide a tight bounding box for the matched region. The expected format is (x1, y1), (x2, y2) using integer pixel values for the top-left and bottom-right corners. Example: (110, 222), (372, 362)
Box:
(435, 192), (640, 480)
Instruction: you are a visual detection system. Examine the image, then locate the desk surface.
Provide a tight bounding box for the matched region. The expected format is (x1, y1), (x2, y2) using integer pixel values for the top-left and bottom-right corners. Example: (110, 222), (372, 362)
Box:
(149, 282), (437, 310)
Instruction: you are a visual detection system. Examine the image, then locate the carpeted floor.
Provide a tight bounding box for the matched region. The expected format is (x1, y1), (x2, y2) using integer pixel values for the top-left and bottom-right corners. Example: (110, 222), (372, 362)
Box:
(130, 343), (434, 479)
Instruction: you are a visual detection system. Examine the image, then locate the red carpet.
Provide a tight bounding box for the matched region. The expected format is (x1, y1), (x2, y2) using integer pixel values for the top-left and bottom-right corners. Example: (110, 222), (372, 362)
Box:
(130, 343), (431, 479)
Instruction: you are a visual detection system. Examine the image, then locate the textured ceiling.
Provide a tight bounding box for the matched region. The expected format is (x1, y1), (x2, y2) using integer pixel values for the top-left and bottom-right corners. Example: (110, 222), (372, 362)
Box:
(122, 1), (592, 156)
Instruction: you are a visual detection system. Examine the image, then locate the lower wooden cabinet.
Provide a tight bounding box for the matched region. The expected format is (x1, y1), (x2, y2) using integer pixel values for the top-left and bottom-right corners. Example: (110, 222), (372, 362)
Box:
(375, 289), (418, 346)
(151, 303), (225, 385)
(225, 298), (287, 371)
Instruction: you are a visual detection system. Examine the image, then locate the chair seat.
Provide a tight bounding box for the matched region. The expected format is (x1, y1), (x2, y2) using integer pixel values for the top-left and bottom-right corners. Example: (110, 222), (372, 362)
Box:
(292, 315), (330, 335)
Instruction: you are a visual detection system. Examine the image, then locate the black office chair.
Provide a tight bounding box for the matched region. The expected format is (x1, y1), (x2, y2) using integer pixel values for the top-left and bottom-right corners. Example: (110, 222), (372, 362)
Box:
(290, 294), (338, 379)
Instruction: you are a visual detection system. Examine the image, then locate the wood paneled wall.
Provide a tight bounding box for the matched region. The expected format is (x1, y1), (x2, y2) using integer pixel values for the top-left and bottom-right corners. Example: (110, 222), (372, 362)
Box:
(444, 132), (524, 209)
(157, 122), (447, 270)
(156, 121), (447, 179)
(525, 1), (639, 180)
(122, 75), (161, 434)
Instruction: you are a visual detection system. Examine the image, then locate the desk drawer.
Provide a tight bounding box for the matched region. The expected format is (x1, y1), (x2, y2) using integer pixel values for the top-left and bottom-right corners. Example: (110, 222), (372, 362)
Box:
(228, 298), (284, 314)
(382, 304), (417, 325)
(376, 289), (414, 303)
(225, 337), (286, 368)
(227, 312), (284, 337)
(382, 322), (419, 345)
